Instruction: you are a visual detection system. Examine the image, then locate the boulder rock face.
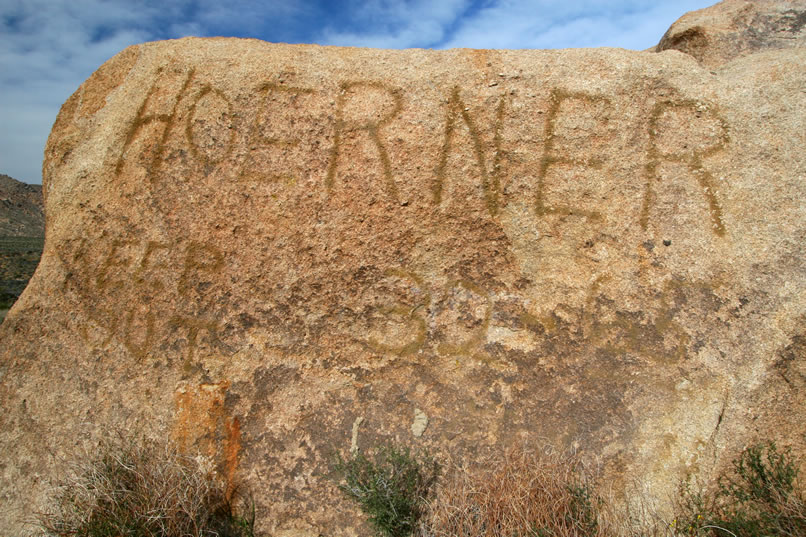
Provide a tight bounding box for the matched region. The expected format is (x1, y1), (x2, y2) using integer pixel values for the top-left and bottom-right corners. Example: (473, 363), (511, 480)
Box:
(657, 0), (806, 67)
(2, 1), (806, 534)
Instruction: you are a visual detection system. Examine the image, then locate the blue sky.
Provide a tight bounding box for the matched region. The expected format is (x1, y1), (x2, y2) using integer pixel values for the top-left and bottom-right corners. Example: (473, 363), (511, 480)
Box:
(0, 0), (714, 185)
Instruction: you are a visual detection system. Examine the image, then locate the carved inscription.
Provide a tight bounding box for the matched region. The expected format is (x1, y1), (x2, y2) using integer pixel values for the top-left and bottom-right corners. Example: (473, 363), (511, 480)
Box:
(178, 241), (225, 298)
(132, 241), (171, 290)
(185, 84), (236, 166)
(535, 89), (610, 221)
(367, 270), (492, 359)
(240, 83), (315, 183)
(435, 278), (492, 357)
(115, 67), (195, 178)
(641, 99), (729, 236)
(367, 269), (696, 364)
(170, 315), (228, 365)
(434, 87), (506, 216)
(75, 238), (230, 362)
(96, 239), (140, 291)
(93, 67), (743, 372)
(111, 64), (735, 237)
(122, 306), (156, 360)
(367, 269), (430, 356)
(326, 81), (402, 200)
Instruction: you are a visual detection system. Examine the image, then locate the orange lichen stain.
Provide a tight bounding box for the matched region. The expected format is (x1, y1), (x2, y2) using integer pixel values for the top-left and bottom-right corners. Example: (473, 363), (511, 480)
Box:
(224, 416), (241, 501)
(173, 380), (241, 494)
(173, 380), (228, 455)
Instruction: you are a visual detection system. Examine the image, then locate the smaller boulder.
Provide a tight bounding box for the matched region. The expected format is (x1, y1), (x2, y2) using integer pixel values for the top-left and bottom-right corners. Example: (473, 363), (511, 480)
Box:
(656, 0), (806, 68)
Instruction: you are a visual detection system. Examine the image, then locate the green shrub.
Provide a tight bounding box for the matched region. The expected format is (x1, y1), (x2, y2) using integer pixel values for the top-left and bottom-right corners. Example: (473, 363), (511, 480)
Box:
(674, 442), (806, 537)
(331, 444), (440, 537)
(37, 434), (254, 537)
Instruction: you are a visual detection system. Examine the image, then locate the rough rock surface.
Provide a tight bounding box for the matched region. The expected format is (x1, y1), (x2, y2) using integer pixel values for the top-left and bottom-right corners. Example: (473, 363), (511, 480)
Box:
(2, 1), (806, 534)
(657, 0), (806, 67)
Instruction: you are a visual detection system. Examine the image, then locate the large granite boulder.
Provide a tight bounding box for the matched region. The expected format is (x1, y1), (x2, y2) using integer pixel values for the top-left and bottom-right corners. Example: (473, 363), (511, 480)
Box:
(2, 1), (805, 534)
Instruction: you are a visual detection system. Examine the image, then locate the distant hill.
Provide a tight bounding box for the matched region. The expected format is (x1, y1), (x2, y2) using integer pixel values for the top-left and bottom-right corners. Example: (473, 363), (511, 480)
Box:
(0, 173), (44, 236)
(0, 173), (44, 319)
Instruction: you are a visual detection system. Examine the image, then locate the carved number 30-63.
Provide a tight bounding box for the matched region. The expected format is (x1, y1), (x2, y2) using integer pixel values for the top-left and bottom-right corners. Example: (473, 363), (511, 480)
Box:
(367, 269), (491, 358)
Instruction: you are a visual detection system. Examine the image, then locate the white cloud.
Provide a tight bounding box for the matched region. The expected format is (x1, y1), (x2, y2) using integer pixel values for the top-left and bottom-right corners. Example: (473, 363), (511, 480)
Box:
(0, 0), (165, 183)
(317, 0), (471, 49)
(190, 0), (310, 37)
(440, 0), (713, 50)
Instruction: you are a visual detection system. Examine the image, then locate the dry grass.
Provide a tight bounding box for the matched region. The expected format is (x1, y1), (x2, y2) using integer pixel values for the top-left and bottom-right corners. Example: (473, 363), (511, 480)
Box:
(36, 434), (253, 537)
(419, 445), (614, 537)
